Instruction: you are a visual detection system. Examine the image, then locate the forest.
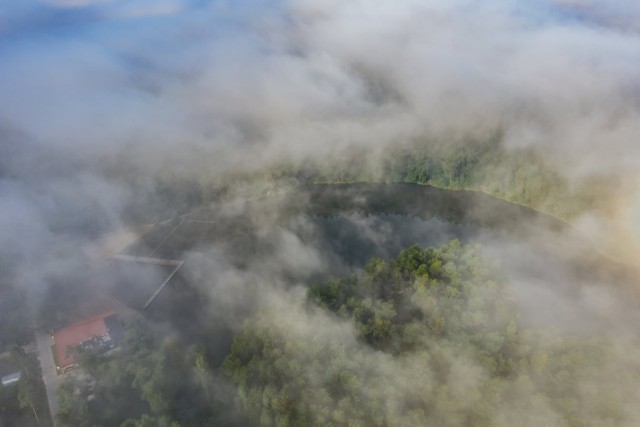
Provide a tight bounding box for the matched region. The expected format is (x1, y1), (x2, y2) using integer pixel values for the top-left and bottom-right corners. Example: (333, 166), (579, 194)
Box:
(223, 242), (639, 427)
(53, 241), (640, 427)
(298, 138), (611, 221)
(2, 1), (639, 426)
(139, 137), (612, 229)
(56, 317), (242, 427)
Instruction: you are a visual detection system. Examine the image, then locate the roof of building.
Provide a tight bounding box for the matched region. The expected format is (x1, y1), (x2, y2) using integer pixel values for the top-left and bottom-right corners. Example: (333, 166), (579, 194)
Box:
(2, 371), (21, 386)
(54, 310), (116, 370)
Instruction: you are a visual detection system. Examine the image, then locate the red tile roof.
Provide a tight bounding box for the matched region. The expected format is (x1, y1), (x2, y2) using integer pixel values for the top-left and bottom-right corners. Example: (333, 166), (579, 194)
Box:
(54, 310), (115, 370)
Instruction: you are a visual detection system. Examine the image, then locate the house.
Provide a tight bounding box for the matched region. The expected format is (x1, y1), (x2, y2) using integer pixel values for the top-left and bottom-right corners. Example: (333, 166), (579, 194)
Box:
(1, 371), (21, 387)
(53, 310), (123, 373)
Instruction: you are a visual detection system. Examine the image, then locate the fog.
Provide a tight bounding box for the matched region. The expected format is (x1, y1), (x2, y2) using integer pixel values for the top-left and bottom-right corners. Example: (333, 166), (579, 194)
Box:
(2, 0), (640, 274)
(2, 1), (640, 426)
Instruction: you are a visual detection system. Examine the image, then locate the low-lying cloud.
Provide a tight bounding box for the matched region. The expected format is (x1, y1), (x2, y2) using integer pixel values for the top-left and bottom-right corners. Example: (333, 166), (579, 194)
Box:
(2, 1), (640, 407)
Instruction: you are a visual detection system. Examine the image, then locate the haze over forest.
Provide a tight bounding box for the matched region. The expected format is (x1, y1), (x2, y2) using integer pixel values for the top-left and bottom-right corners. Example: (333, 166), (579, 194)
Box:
(1, 1), (640, 426)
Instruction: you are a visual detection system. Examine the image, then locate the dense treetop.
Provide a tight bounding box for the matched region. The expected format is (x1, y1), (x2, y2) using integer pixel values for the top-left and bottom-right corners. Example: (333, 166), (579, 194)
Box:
(224, 241), (640, 427)
(52, 240), (640, 427)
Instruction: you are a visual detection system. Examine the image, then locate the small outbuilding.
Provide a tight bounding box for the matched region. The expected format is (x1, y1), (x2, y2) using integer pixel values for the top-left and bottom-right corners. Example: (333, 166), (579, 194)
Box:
(1, 371), (21, 387)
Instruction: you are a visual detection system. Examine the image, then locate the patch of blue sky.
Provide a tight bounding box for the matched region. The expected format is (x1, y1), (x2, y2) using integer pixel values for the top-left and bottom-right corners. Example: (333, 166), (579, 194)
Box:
(0, 0), (284, 43)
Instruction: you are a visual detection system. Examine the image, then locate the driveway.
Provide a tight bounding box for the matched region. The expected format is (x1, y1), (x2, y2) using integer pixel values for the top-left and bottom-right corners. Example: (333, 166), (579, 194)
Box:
(35, 332), (59, 425)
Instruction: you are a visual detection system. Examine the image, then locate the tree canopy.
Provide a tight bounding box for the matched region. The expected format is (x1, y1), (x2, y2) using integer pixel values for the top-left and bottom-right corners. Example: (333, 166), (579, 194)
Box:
(224, 241), (640, 427)
(57, 318), (241, 427)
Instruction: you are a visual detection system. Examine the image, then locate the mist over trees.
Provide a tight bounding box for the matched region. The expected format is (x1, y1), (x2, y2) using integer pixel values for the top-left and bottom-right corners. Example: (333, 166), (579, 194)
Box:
(52, 235), (640, 426)
(0, 283), (32, 351)
(225, 242), (640, 427)
(1, 1), (640, 427)
(56, 318), (242, 427)
(298, 138), (602, 220)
